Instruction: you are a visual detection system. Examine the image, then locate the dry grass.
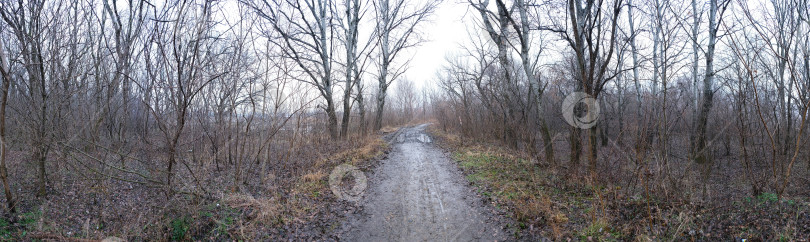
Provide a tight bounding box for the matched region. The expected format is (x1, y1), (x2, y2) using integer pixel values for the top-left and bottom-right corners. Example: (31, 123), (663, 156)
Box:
(429, 125), (810, 241)
(223, 193), (283, 225)
(428, 125), (625, 240)
(433, 127), (556, 233)
(423, 122), (456, 139)
(379, 126), (399, 133)
(301, 170), (326, 183)
(0, 122), (394, 240)
(322, 136), (388, 166)
(293, 170), (327, 199)
(208, 134), (390, 239)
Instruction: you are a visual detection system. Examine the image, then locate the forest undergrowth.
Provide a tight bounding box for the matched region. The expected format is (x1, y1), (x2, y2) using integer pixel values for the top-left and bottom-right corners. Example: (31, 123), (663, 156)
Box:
(0, 130), (392, 240)
(428, 125), (810, 241)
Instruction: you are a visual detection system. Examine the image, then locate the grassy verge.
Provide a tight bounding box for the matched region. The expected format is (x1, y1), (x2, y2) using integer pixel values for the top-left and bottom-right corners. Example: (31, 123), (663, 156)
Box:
(162, 134), (390, 240)
(428, 126), (810, 241)
(429, 126), (576, 239)
(430, 125), (657, 241)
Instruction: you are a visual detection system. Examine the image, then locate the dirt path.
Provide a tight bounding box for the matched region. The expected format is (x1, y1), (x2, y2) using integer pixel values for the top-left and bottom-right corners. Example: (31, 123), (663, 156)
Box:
(340, 124), (508, 241)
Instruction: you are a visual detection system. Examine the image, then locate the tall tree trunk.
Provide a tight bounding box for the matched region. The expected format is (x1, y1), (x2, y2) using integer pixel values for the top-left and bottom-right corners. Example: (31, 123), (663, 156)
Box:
(355, 51), (367, 136)
(166, 141), (177, 197)
(627, 0), (642, 147)
(695, 0), (723, 165)
(33, 44), (49, 198)
(340, 74), (353, 139)
(473, 0), (518, 149)
(340, 0), (360, 139)
(374, 0), (391, 132)
(0, 39), (16, 213)
(570, 126), (581, 168)
(689, 0), (700, 158)
(374, 74), (387, 131)
(357, 83), (367, 136)
(514, 0), (555, 164)
(326, 93), (339, 139)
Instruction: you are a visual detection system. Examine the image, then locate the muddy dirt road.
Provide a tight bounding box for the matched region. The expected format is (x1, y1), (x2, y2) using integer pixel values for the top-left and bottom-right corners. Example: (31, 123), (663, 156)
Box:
(340, 124), (507, 241)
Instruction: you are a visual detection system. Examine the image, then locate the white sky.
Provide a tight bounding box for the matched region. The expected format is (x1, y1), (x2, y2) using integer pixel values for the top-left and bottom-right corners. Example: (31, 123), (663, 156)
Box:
(403, 1), (472, 90)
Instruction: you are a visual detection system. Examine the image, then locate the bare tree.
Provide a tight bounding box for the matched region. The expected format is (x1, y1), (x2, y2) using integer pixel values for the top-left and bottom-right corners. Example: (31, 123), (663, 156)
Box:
(469, 0), (525, 149)
(372, 0), (437, 131)
(649, 0), (688, 169)
(730, 0), (810, 197)
(338, 0), (375, 138)
(438, 55), (477, 138)
(353, 56), (372, 135)
(689, 0), (700, 156)
(99, 0), (146, 159)
(550, 0), (624, 174)
(1, 0), (52, 197)
(514, 0), (555, 164)
(339, 0), (361, 138)
(692, 0), (731, 169)
(394, 78), (416, 121)
(141, 0), (221, 196)
(0, 34), (15, 213)
(248, 0), (341, 139)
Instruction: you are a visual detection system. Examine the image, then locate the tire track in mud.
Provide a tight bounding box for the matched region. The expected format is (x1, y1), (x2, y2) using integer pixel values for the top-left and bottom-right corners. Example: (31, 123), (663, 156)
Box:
(341, 124), (508, 241)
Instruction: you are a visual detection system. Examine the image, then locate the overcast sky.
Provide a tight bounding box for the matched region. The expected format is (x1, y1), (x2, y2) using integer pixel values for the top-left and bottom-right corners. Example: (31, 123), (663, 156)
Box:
(403, 1), (472, 90)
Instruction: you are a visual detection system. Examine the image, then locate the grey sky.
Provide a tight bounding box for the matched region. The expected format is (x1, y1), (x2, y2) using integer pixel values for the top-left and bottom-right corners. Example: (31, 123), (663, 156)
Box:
(404, 1), (471, 90)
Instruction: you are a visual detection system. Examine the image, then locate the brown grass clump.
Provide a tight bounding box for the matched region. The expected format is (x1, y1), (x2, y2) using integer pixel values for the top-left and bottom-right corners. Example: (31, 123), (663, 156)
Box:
(293, 171), (327, 199)
(223, 193), (283, 225)
(323, 136), (387, 166)
(301, 170), (326, 183)
(379, 126), (399, 133)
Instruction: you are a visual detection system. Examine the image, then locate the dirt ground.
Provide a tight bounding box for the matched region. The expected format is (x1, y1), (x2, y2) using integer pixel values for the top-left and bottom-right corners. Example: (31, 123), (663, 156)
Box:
(339, 124), (511, 241)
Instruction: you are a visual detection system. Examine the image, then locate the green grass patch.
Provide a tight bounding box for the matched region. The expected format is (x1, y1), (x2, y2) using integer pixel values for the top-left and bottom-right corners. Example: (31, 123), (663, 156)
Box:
(451, 148), (554, 229)
(757, 192), (779, 204)
(578, 219), (621, 241)
(199, 202), (241, 238)
(170, 216), (191, 241)
(19, 209), (40, 229)
(430, 127), (614, 239)
(0, 217), (11, 240)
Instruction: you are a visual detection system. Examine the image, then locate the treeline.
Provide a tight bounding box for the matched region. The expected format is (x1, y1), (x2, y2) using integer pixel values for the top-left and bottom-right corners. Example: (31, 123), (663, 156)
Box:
(0, 0), (436, 215)
(431, 0), (810, 201)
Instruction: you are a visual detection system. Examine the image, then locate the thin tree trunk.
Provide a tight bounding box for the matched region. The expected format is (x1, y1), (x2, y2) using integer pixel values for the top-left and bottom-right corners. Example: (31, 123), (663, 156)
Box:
(358, 90), (366, 136)
(0, 40), (16, 213)
(628, 0), (644, 149)
(589, 126), (598, 174)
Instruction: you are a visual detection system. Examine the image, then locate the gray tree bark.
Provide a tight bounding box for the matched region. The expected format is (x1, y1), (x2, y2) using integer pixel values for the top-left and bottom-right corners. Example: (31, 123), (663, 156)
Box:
(0, 37), (16, 213)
